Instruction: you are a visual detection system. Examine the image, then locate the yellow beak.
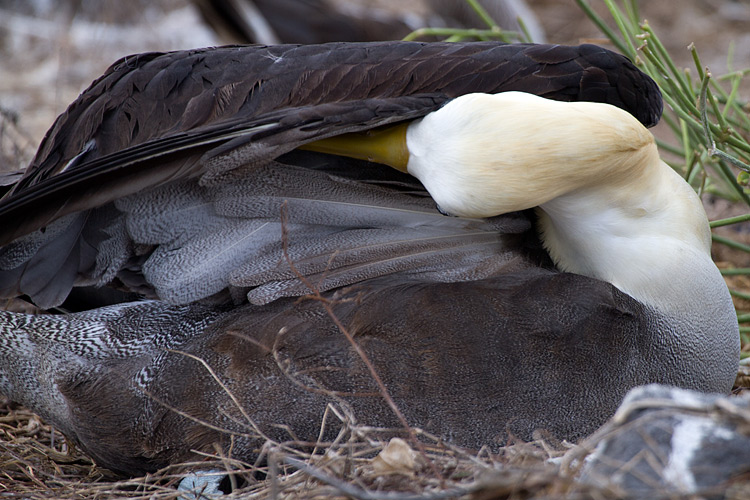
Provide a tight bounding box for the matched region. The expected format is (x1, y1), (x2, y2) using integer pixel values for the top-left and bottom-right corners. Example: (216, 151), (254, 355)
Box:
(299, 122), (410, 173)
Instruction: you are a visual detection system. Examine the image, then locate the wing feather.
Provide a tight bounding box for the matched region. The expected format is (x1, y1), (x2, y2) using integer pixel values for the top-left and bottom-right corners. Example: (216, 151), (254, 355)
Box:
(0, 41), (660, 307)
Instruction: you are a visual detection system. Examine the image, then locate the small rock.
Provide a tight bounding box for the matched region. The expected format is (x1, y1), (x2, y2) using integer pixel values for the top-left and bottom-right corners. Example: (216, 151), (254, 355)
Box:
(178, 469), (226, 499)
(371, 438), (418, 476)
(579, 384), (750, 498)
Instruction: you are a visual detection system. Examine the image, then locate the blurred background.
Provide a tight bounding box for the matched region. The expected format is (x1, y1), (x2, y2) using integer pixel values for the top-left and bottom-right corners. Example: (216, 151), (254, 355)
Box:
(1, 0), (748, 174)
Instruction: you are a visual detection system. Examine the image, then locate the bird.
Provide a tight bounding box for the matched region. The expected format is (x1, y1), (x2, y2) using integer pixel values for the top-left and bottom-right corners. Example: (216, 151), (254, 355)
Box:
(0, 41), (739, 477)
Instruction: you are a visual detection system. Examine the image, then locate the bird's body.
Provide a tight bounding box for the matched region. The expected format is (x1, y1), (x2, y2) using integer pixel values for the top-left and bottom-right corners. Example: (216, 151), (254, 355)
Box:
(0, 41), (738, 476)
(0, 274), (704, 475)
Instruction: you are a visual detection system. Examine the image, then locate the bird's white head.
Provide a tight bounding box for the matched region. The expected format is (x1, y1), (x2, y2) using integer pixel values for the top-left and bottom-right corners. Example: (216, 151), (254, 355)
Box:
(405, 92), (658, 218)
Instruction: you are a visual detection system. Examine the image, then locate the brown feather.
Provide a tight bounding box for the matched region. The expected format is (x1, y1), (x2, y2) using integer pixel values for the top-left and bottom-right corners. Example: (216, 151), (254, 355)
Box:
(0, 42), (661, 245)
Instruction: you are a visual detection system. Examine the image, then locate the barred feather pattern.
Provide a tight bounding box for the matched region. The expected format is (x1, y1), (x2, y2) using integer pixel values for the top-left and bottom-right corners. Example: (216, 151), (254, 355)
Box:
(0, 301), (223, 434)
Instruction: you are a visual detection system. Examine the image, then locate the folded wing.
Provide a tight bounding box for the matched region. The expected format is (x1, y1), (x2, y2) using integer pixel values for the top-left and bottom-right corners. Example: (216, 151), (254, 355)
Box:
(0, 41), (661, 308)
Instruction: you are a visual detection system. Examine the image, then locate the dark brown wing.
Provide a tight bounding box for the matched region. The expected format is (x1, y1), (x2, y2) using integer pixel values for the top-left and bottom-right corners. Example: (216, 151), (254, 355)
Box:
(0, 42), (661, 245)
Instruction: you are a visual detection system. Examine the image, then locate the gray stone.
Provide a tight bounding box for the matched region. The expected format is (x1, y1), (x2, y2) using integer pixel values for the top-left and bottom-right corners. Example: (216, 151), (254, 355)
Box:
(579, 384), (750, 498)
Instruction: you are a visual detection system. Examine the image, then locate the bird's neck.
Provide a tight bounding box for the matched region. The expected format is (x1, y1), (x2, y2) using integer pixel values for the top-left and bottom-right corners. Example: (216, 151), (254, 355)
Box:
(535, 155), (719, 315)
(536, 152), (738, 390)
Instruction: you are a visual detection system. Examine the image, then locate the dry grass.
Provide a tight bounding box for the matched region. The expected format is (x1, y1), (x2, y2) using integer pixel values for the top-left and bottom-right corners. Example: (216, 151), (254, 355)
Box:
(0, 401), (543, 499)
(4, 389), (750, 499)
(0, 401), (624, 499)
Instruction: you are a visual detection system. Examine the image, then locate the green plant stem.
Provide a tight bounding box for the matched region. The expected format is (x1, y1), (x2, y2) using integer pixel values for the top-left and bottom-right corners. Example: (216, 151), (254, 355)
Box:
(573, 0), (629, 55)
(465, 0), (499, 29)
(623, 0), (639, 25)
(720, 268), (750, 276)
(640, 23), (694, 101)
(655, 138), (684, 158)
(603, 0), (637, 57)
(711, 214), (750, 228)
(716, 159), (750, 205)
(516, 16), (534, 42)
(713, 233), (750, 253)
(402, 27), (519, 42)
(689, 43), (705, 79)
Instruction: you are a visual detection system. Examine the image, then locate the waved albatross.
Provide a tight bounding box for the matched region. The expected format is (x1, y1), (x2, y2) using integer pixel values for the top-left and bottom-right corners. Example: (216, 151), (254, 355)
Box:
(0, 41), (739, 476)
